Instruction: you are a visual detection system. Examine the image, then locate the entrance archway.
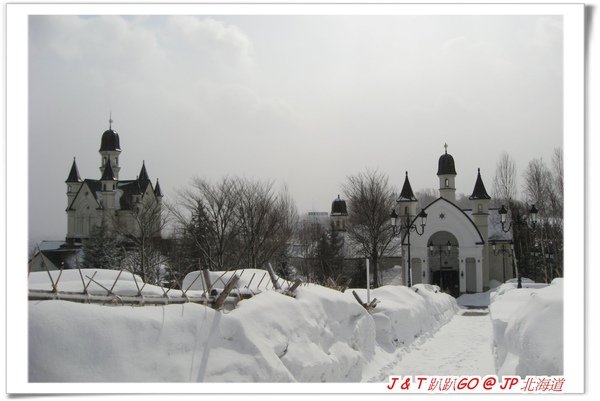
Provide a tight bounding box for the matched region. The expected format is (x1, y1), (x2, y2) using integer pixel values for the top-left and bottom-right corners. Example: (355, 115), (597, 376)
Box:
(427, 231), (460, 297)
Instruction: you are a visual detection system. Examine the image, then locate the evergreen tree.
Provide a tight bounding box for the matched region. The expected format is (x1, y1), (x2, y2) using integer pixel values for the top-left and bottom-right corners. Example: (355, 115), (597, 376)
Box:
(81, 219), (122, 270)
(314, 226), (344, 283)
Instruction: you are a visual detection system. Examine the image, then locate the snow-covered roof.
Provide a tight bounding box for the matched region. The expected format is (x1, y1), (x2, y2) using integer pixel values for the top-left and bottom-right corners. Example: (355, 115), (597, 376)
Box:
(37, 241), (68, 251)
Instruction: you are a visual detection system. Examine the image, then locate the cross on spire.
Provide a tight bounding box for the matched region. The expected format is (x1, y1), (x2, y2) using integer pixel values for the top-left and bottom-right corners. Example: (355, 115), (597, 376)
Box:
(444, 143), (448, 154)
(109, 112), (113, 130)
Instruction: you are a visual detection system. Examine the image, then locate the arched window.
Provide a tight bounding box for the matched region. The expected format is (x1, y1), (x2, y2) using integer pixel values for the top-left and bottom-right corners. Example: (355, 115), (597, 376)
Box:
(404, 206), (409, 215)
(445, 178), (449, 188)
(478, 203), (483, 213)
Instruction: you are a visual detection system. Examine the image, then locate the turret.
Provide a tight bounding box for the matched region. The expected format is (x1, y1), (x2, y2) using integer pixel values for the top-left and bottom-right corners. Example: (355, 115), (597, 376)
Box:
(65, 157), (82, 208)
(99, 116), (122, 180)
(437, 143), (457, 202)
(138, 160), (151, 192)
(154, 179), (163, 204)
(330, 195), (348, 231)
(469, 168), (491, 240)
(397, 171), (418, 222)
(100, 159), (117, 209)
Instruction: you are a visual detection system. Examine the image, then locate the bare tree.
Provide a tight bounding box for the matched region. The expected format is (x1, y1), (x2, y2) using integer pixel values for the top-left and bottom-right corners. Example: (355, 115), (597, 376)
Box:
(236, 179), (298, 269)
(294, 216), (327, 280)
(115, 197), (170, 285)
(522, 157), (563, 282)
(343, 169), (397, 288)
(550, 147), (564, 217)
(172, 176), (240, 271)
(493, 152), (517, 206)
(416, 188), (438, 210)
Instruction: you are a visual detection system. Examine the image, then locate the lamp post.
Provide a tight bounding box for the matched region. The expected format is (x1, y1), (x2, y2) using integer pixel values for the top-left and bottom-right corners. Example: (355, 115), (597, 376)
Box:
(390, 208), (427, 287)
(428, 240), (452, 291)
(498, 203), (538, 288)
(491, 240), (513, 284)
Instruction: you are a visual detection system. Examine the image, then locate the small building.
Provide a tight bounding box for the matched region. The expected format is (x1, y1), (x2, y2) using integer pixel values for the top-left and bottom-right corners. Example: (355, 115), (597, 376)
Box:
(397, 144), (512, 295)
(28, 241), (83, 273)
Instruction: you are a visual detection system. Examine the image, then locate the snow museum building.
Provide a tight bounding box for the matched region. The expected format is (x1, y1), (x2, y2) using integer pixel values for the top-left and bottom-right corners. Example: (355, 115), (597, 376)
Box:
(328, 144), (513, 296)
(64, 120), (164, 245)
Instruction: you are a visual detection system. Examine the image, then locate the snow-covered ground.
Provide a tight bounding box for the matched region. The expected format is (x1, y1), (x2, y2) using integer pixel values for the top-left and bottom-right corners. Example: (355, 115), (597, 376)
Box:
(28, 269), (563, 382)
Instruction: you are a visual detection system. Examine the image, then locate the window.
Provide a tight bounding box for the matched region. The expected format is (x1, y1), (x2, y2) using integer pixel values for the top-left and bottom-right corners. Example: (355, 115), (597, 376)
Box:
(404, 206), (408, 215)
(445, 178), (449, 188)
(478, 204), (483, 213)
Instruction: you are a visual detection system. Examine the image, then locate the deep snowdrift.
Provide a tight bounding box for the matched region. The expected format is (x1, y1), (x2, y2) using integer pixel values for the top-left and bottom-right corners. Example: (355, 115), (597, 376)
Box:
(29, 269), (457, 382)
(488, 278), (563, 376)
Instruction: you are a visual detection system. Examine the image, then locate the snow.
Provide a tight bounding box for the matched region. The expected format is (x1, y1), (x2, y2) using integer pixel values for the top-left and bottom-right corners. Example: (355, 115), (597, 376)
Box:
(489, 278), (563, 376)
(29, 269), (456, 382)
(387, 309), (496, 376)
(28, 269), (564, 383)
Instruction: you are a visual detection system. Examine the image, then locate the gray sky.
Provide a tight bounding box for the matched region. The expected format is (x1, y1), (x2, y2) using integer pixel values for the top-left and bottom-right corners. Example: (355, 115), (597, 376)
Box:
(28, 14), (563, 245)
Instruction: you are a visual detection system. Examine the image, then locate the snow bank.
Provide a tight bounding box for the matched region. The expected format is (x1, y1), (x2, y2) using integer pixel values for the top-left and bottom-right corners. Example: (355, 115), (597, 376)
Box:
(488, 278), (563, 376)
(29, 272), (457, 382)
(350, 284), (457, 351)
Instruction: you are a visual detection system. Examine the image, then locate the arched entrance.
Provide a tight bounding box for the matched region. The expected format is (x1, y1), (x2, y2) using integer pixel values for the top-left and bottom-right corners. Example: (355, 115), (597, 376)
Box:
(427, 231), (460, 297)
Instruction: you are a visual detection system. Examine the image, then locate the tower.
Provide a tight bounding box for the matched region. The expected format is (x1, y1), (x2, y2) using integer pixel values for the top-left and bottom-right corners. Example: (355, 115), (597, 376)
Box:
(469, 167), (491, 287)
(437, 143), (457, 202)
(65, 157), (82, 208)
(100, 158), (117, 210)
(469, 168), (491, 240)
(99, 116), (121, 180)
(330, 195), (348, 231)
(397, 171), (418, 222)
(154, 179), (163, 205)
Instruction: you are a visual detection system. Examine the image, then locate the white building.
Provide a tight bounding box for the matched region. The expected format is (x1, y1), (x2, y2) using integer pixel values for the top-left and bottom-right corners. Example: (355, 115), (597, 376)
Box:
(397, 144), (512, 295)
(64, 120), (163, 245)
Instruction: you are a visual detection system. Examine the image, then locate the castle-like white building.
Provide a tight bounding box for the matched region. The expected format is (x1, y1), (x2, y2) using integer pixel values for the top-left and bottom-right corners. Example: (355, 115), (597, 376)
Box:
(313, 144), (513, 295)
(64, 121), (163, 245)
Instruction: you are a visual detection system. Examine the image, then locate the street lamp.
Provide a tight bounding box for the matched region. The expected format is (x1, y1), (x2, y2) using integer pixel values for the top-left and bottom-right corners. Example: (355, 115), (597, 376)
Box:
(491, 240), (513, 284)
(498, 203), (538, 233)
(428, 240), (452, 292)
(390, 208), (427, 287)
(497, 203), (538, 289)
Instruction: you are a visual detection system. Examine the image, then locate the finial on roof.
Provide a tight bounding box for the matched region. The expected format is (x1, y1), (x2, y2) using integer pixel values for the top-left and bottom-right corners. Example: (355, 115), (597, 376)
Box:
(444, 143), (448, 154)
(478, 167), (481, 173)
(405, 171), (408, 177)
(109, 111), (113, 130)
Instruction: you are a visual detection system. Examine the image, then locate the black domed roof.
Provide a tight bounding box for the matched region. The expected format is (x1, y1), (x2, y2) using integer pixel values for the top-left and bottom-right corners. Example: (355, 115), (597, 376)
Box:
(437, 144), (456, 175)
(99, 129), (121, 152)
(331, 195), (348, 216)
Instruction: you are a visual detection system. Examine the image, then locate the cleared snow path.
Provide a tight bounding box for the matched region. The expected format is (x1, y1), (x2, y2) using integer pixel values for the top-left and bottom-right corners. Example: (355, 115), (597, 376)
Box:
(370, 307), (496, 380)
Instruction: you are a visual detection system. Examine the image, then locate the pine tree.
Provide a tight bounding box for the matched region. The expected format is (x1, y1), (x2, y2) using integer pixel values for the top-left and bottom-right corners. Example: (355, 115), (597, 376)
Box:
(82, 219), (122, 270)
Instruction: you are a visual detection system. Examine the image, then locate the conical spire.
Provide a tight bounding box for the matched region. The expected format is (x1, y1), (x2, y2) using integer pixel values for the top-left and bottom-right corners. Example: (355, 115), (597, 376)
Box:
(154, 179), (163, 197)
(398, 171), (417, 202)
(138, 160), (150, 184)
(65, 157), (82, 183)
(469, 168), (491, 200)
(100, 158), (116, 181)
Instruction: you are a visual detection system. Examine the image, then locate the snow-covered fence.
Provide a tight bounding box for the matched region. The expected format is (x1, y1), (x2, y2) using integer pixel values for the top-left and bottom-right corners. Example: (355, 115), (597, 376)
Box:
(29, 263), (303, 310)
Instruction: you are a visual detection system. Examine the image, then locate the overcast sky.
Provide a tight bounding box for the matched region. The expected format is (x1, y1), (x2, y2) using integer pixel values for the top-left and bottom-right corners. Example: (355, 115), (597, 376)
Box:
(28, 14), (563, 245)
